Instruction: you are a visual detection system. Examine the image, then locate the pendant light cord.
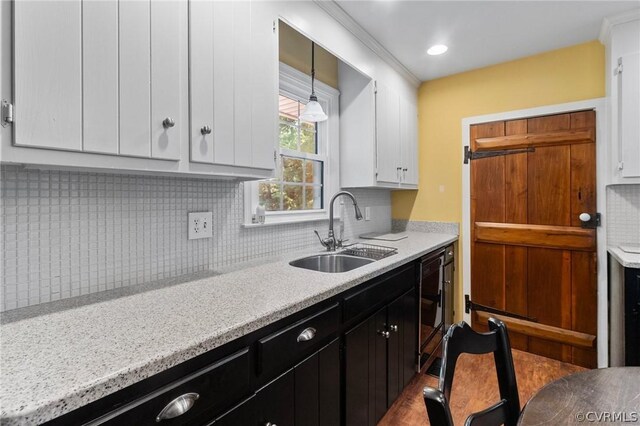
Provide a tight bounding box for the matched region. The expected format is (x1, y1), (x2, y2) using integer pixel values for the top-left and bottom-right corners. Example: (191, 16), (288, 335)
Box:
(310, 42), (316, 98)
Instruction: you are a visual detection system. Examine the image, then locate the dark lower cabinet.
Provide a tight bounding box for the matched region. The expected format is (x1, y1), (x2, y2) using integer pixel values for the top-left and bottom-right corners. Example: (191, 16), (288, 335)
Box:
(345, 289), (417, 426)
(294, 338), (341, 426)
(625, 267), (640, 366)
(213, 339), (340, 426)
(211, 396), (257, 426)
(49, 259), (425, 426)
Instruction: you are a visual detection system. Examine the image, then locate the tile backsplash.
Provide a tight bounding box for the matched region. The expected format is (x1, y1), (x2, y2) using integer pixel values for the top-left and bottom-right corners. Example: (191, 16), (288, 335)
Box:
(0, 165), (391, 312)
(606, 184), (640, 247)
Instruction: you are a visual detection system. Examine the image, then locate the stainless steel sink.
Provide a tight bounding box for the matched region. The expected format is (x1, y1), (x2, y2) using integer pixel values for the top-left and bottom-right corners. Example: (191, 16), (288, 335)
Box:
(289, 253), (375, 273)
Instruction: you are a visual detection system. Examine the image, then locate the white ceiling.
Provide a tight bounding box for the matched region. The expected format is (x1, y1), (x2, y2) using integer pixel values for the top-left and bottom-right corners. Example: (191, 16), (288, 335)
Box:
(335, 1), (639, 81)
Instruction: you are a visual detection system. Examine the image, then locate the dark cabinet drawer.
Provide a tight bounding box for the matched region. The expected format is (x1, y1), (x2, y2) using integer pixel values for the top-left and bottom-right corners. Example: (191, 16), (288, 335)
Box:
(258, 303), (340, 378)
(444, 244), (455, 264)
(94, 348), (250, 426)
(343, 264), (415, 323)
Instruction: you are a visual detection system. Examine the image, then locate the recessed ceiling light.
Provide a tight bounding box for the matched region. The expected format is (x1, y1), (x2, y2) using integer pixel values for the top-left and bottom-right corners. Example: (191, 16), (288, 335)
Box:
(427, 44), (448, 56)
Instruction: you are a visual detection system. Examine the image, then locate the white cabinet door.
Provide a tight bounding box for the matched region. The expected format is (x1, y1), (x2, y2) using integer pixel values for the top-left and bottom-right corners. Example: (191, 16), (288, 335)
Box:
(249, 1), (278, 170)
(83, 0), (118, 154)
(189, 0), (215, 164)
(189, 0), (276, 169)
(119, 0), (151, 158)
(150, 0), (184, 160)
(619, 51), (640, 178)
(13, 0), (82, 151)
(400, 98), (419, 186)
(376, 82), (401, 184)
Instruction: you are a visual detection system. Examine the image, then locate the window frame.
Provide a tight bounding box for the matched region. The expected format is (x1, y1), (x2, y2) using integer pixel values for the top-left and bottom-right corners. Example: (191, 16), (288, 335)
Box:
(243, 62), (340, 226)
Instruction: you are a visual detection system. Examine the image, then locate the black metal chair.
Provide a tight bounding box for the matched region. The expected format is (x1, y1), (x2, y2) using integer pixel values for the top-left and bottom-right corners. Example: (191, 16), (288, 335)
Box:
(423, 317), (521, 426)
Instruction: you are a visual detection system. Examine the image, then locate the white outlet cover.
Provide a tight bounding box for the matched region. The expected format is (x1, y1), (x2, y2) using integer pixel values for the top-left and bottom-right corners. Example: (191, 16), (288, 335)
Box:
(188, 212), (213, 240)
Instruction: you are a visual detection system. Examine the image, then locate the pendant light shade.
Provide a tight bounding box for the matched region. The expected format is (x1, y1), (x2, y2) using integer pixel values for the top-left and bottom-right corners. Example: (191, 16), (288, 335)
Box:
(299, 42), (328, 123)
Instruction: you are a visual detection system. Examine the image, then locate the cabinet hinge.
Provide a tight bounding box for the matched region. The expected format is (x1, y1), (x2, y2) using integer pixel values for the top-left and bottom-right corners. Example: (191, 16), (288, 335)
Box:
(1, 100), (13, 127)
(615, 57), (623, 76)
(273, 20), (276, 34)
(373, 80), (377, 94)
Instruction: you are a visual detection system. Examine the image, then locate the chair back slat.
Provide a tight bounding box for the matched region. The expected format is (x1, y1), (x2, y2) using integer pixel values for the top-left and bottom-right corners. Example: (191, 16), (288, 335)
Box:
(423, 317), (521, 426)
(464, 400), (509, 426)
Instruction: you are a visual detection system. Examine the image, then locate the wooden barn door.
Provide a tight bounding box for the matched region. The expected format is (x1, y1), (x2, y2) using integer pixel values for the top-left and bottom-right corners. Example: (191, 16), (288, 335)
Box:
(468, 110), (598, 368)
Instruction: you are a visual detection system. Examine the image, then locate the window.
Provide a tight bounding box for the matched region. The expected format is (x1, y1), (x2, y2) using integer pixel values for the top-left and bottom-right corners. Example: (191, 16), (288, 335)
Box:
(244, 63), (340, 226)
(258, 95), (325, 211)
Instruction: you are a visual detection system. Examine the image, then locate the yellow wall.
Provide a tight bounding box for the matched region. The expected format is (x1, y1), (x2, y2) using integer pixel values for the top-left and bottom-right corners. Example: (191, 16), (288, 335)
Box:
(391, 40), (605, 319)
(279, 21), (338, 89)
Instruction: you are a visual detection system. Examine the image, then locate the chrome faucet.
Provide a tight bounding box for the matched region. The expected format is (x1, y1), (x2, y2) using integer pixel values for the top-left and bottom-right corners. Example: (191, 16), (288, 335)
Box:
(315, 191), (363, 251)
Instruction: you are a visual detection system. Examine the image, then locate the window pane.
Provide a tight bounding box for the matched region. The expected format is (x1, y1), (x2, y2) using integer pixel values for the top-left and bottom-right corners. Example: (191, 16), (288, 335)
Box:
(305, 185), (322, 209)
(279, 95), (300, 120)
(300, 121), (317, 154)
(304, 159), (323, 184)
(282, 157), (303, 182)
(279, 122), (298, 150)
(283, 185), (303, 211)
(258, 182), (282, 211)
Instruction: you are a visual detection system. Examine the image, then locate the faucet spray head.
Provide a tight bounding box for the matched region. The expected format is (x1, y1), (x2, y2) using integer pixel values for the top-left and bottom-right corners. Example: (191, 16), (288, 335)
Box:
(354, 204), (363, 221)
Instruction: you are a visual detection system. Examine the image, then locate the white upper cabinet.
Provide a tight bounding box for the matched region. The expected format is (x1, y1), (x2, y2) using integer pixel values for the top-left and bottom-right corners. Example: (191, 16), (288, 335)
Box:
(13, 0), (185, 160)
(617, 50), (640, 178)
(339, 62), (418, 189)
(400, 97), (419, 186)
(13, 0), (83, 151)
(6, 0), (275, 179)
(376, 81), (401, 184)
(189, 0), (277, 170)
(603, 14), (640, 183)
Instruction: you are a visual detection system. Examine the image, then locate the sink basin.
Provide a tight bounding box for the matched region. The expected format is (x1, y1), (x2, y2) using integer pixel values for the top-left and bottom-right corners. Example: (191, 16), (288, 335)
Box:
(289, 253), (375, 273)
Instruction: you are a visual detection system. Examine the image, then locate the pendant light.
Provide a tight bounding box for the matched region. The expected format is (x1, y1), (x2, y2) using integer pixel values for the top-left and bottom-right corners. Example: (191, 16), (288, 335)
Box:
(299, 42), (328, 122)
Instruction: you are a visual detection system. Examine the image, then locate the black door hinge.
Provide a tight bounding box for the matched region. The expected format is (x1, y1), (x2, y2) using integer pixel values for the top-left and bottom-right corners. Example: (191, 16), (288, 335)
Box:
(464, 145), (535, 164)
(465, 294), (537, 322)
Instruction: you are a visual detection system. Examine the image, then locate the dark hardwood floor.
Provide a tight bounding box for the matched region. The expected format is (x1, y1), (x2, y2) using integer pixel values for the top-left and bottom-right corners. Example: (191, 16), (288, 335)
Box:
(379, 349), (586, 425)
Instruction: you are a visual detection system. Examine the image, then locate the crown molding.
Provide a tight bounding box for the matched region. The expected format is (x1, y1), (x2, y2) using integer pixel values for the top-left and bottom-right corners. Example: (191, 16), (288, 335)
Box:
(313, 0), (421, 87)
(599, 8), (640, 43)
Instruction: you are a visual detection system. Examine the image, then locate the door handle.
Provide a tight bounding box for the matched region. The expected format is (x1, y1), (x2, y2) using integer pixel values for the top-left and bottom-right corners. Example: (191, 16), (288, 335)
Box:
(579, 212), (601, 229)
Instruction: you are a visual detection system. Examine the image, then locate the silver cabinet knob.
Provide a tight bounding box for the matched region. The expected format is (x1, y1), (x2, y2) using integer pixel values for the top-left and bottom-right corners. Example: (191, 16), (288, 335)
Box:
(265, 423), (277, 426)
(162, 117), (175, 129)
(156, 393), (199, 422)
(378, 330), (390, 339)
(297, 327), (316, 342)
(201, 125), (212, 135)
(444, 280), (451, 286)
(579, 212), (591, 222)
(447, 250), (454, 256)
(402, 168), (408, 172)
(389, 324), (398, 332)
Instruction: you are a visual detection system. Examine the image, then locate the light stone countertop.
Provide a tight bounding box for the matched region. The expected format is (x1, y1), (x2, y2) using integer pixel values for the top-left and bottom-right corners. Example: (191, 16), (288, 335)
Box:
(608, 246), (640, 269)
(0, 231), (457, 425)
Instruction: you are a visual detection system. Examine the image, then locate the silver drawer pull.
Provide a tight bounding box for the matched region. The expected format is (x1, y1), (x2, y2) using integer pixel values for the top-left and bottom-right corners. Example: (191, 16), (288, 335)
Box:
(156, 392), (199, 422)
(297, 327), (316, 342)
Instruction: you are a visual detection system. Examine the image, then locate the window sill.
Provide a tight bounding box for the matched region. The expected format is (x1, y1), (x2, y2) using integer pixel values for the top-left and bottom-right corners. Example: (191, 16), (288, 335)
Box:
(242, 215), (331, 229)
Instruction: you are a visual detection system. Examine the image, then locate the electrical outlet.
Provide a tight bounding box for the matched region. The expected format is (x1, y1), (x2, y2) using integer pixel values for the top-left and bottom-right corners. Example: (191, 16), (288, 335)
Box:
(364, 207), (371, 221)
(188, 212), (213, 240)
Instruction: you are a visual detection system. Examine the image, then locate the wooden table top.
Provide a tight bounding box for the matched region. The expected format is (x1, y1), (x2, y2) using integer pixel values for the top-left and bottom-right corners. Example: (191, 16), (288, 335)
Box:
(518, 367), (640, 425)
